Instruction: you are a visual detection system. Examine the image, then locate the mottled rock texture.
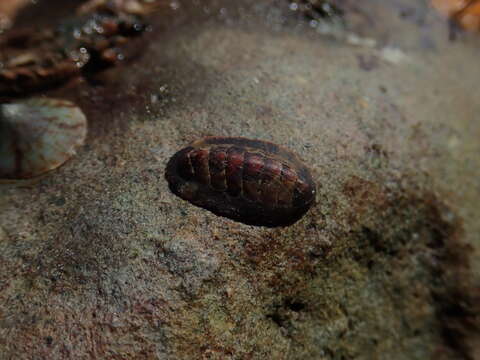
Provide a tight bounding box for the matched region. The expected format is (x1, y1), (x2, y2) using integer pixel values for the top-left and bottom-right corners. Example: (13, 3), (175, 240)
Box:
(0, 0), (479, 359)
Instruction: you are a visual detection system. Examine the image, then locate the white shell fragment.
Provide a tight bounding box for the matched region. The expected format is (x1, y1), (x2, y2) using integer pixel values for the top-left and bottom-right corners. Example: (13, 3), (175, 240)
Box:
(0, 98), (87, 180)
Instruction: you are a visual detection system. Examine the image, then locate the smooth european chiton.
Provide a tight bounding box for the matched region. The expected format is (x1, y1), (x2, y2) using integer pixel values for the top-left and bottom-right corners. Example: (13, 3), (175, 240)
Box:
(165, 137), (316, 227)
(0, 98), (87, 180)
(0, 3), (148, 96)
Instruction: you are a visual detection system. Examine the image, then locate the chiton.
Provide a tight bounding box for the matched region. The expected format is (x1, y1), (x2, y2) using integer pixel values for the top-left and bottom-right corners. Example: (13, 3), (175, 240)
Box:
(165, 137), (316, 227)
(0, 6), (148, 96)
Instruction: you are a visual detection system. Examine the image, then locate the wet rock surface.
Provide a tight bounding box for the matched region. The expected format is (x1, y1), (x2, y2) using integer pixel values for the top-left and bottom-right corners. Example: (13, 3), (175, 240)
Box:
(0, 0), (479, 359)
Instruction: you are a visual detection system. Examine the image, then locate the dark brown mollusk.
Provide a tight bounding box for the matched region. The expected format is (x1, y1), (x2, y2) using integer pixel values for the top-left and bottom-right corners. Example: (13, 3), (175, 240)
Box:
(0, 9), (147, 96)
(165, 137), (316, 227)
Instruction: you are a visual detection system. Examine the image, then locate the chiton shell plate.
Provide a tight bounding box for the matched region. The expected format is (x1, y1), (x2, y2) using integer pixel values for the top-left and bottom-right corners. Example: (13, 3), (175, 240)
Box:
(0, 98), (87, 180)
(165, 137), (316, 227)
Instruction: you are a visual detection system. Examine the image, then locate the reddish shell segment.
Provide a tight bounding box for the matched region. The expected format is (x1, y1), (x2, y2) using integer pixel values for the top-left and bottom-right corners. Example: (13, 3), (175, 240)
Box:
(165, 137), (316, 227)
